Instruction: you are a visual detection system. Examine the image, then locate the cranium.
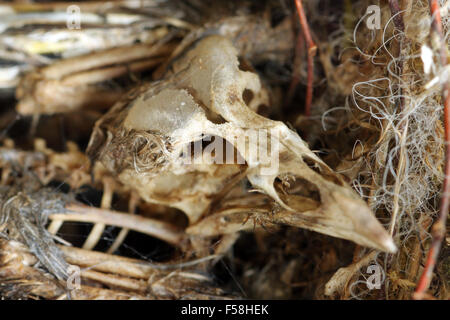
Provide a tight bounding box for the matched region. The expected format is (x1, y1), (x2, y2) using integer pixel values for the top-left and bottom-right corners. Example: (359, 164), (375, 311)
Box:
(87, 35), (396, 253)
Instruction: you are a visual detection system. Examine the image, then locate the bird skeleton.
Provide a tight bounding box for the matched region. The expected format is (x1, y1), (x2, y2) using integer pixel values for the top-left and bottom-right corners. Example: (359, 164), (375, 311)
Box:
(87, 35), (396, 253)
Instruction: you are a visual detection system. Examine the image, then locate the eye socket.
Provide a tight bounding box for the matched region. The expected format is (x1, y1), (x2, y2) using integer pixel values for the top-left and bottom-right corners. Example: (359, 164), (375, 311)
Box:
(181, 135), (246, 165)
(303, 156), (345, 186)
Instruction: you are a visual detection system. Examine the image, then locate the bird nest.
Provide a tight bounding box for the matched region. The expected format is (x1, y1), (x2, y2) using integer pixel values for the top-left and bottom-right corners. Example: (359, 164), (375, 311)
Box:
(0, 0), (448, 300)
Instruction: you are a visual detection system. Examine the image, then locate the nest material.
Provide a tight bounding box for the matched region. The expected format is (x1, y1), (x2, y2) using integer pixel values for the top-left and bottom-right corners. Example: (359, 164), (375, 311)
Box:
(0, 0), (448, 300)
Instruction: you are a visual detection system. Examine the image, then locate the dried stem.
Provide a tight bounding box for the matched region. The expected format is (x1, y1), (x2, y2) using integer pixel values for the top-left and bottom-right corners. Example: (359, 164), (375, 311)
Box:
(42, 42), (175, 79)
(414, 0), (450, 300)
(61, 58), (165, 86)
(388, 0), (405, 32)
(387, 0), (408, 237)
(294, 0), (317, 117)
(81, 269), (148, 293)
(59, 245), (162, 279)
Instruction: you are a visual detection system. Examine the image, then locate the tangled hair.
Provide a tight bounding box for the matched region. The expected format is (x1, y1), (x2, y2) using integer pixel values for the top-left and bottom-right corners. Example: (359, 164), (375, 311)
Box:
(319, 0), (448, 299)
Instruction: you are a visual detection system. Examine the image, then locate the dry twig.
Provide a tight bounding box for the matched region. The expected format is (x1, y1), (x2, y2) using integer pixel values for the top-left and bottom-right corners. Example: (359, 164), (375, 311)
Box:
(414, 0), (450, 300)
(294, 0), (317, 116)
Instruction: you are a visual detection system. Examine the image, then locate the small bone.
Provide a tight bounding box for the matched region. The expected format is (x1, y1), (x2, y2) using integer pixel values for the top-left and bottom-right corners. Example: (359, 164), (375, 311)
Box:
(50, 204), (186, 246)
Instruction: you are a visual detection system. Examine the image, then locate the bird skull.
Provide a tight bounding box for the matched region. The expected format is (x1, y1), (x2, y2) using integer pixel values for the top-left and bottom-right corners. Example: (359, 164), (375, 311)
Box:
(87, 35), (396, 253)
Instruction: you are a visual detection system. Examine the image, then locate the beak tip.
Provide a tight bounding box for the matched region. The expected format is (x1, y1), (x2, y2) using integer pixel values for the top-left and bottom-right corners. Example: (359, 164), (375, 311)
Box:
(383, 237), (397, 254)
